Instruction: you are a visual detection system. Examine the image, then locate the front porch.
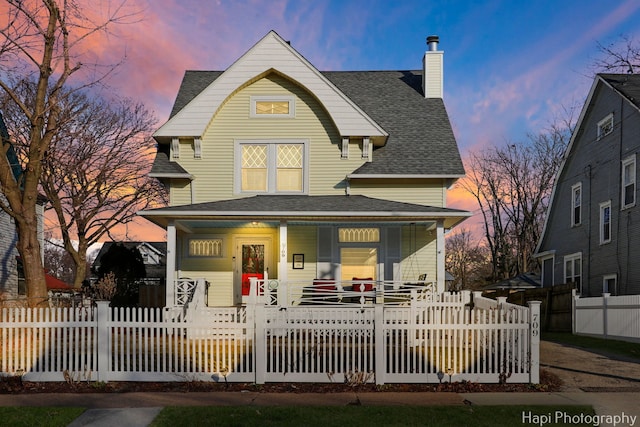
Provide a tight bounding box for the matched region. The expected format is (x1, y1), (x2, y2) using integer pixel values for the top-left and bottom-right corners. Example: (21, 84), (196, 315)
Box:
(139, 195), (470, 308)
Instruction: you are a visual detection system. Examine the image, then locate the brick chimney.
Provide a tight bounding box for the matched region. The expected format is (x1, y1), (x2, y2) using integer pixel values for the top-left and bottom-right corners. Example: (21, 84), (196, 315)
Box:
(422, 35), (443, 98)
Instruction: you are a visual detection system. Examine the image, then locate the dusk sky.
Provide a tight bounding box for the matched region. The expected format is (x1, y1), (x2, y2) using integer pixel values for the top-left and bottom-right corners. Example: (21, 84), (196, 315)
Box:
(57, 0), (640, 241)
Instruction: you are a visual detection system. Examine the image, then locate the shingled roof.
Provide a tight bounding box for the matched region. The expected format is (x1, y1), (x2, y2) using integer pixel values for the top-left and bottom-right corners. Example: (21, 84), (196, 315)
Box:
(600, 73), (640, 110)
(158, 69), (464, 177)
(140, 194), (470, 229)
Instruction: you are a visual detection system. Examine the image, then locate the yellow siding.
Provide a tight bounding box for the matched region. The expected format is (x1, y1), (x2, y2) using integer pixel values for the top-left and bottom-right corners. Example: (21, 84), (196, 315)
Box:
(349, 179), (447, 207)
(285, 225), (318, 290)
(399, 225), (437, 282)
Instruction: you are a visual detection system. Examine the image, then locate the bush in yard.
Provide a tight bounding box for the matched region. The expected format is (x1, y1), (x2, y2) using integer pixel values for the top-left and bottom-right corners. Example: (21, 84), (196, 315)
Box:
(95, 244), (145, 307)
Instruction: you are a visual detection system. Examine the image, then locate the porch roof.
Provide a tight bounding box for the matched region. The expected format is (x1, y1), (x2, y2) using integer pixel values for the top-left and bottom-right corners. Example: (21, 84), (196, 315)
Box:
(139, 194), (471, 229)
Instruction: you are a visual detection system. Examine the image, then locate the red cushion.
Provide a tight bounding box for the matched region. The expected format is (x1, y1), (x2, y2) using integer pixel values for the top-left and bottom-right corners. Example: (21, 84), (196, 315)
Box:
(313, 280), (335, 293)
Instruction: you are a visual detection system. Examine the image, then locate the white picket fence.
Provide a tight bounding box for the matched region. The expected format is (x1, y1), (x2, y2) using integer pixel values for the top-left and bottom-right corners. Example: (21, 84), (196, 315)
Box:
(573, 290), (640, 343)
(0, 291), (541, 385)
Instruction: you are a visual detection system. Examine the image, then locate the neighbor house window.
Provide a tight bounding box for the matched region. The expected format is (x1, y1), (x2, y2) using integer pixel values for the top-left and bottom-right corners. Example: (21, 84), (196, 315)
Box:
(571, 183), (582, 226)
(564, 252), (582, 293)
(603, 274), (617, 295)
(237, 140), (306, 193)
(599, 201), (611, 244)
(189, 238), (223, 257)
(622, 155), (636, 209)
(597, 113), (613, 140)
(250, 96), (295, 118)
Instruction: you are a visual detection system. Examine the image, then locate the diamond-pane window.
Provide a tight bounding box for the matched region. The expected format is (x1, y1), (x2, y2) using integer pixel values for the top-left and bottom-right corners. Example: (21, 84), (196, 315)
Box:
(238, 141), (306, 193)
(256, 101), (289, 115)
(242, 145), (267, 191)
(277, 145), (302, 191)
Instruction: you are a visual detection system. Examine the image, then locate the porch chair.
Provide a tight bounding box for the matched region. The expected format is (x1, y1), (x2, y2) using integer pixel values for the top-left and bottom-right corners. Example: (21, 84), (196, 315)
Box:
(352, 277), (375, 303)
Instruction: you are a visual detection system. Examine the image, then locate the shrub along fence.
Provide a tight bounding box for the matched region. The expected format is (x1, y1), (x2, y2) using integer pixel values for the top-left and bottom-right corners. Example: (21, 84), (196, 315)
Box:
(0, 291), (540, 385)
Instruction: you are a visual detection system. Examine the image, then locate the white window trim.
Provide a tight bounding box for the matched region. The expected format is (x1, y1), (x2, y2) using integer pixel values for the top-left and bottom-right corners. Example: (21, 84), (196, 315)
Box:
(622, 154), (636, 209)
(564, 252), (582, 293)
(250, 95), (295, 118)
(234, 139), (309, 195)
(571, 182), (582, 227)
(602, 274), (617, 295)
(599, 200), (612, 245)
(597, 113), (614, 140)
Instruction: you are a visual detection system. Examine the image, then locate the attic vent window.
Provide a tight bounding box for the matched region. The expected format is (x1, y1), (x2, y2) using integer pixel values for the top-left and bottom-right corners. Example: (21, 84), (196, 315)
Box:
(597, 113), (613, 140)
(251, 96), (295, 118)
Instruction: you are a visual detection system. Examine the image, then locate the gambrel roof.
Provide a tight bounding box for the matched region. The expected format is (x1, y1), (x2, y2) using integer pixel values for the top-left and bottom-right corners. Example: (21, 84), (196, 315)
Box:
(152, 31), (464, 178)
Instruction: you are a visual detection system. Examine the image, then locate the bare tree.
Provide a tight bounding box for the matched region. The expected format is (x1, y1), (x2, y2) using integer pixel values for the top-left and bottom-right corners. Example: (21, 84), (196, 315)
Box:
(0, 1), (138, 305)
(592, 35), (640, 74)
(459, 120), (572, 281)
(445, 228), (491, 290)
(3, 82), (165, 288)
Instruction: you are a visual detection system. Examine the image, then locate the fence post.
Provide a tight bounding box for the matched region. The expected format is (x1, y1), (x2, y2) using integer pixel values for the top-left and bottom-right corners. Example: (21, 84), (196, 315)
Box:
(96, 301), (110, 383)
(602, 293), (610, 339)
(571, 289), (577, 335)
(528, 301), (541, 384)
(254, 304), (266, 384)
(374, 305), (385, 385)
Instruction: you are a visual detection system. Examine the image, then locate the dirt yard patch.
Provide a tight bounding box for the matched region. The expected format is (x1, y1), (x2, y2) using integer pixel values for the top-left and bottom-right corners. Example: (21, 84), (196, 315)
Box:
(540, 340), (640, 391)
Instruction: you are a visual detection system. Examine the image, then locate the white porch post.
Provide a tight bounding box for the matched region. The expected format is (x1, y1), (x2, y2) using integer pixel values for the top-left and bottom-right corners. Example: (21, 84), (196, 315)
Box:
(279, 220), (288, 285)
(166, 221), (176, 306)
(436, 219), (445, 293)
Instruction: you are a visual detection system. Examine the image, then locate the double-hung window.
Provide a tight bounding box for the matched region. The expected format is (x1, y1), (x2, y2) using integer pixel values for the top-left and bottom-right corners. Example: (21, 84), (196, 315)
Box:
(571, 183), (582, 226)
(564, 252), (582, 293)
(237, 140), (307, 194)
(599, 201), (611, 244)
(622, 155), (636, 209)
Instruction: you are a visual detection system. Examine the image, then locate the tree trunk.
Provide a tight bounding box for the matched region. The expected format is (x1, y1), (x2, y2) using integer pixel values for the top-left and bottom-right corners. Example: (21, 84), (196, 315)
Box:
(16, 215), (47, 307)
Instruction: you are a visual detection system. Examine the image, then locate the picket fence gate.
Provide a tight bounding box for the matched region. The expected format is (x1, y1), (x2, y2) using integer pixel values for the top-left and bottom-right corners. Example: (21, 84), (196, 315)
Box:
(0, 291), (540, 385)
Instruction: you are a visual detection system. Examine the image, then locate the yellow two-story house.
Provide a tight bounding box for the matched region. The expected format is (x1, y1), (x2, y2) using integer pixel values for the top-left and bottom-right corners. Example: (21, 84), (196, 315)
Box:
(140, 31), (470, 307)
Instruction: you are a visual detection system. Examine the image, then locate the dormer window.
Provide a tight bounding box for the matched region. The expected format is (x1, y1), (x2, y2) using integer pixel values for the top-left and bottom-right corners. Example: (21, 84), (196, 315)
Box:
(597, 113), (613, 140)
(250, 96), (295, 118)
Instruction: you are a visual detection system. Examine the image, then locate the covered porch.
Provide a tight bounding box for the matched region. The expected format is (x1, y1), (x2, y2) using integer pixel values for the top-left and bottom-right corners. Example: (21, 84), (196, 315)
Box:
(138, 195), (470, 308)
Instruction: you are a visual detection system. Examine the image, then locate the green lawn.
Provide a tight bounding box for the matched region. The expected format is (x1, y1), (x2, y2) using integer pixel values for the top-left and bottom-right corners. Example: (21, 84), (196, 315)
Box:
(0, 407), (85, 427)
(542, 332), (640, 360)
(151, 405), (596, 427)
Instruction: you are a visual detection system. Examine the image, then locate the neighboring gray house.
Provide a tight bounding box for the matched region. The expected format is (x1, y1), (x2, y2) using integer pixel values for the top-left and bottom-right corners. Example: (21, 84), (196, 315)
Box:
(536, 74), (640, 296)
(0, 111), (47, 301)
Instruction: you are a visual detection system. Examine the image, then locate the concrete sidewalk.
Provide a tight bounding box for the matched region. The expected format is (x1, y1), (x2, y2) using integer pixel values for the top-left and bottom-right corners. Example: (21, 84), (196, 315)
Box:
(1, 391), (638, 427)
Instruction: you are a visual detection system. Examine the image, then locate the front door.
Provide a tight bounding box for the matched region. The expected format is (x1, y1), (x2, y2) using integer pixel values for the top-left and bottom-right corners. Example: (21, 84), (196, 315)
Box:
(234, 237), (272, 304)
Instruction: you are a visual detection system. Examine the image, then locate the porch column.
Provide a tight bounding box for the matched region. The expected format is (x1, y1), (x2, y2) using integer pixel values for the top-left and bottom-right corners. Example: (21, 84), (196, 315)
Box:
(436, 219), (445, 293)
(279, 220), (288, 284)
(166, 221), (176, 306)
